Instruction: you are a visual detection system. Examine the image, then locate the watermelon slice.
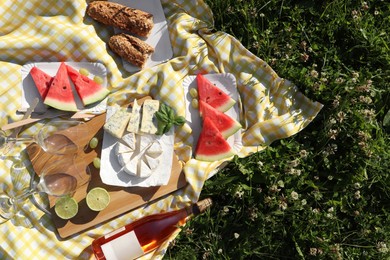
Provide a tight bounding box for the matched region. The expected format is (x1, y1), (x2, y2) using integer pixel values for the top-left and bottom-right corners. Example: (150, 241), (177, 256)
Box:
(44, 62), (78, 111)
(199, 100), (241, 138)
(29, 66), (54, 99)
(66, 65), (110, 106)
(197, 74), (236, 112)
(195, 117), (235, 162)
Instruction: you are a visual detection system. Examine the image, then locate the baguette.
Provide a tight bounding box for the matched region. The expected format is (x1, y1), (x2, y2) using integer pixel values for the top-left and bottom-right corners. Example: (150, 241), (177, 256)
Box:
(87, 1), (154, 37)
(108, 33), (154, 68)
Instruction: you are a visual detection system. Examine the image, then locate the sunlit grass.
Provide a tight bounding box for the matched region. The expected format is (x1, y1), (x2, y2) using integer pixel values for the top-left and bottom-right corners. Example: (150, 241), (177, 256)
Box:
(165, 0), (390, 259)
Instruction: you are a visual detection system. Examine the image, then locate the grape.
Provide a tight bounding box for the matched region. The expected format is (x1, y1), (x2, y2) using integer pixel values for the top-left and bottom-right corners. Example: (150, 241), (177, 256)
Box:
(191, 99), (199, 109)
(189, 88), (198, 98)
(93, 76), (104, 84)
(79, 68), (89, 76)
(93, 157), (101, 169)
(89, 137), (99, 149)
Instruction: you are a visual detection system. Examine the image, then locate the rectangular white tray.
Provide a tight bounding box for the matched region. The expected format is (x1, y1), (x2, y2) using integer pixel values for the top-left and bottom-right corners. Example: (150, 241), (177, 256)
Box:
(182, 73), (243, 155)
(20, 61), (108, 113)
(112, 0), (173, 73)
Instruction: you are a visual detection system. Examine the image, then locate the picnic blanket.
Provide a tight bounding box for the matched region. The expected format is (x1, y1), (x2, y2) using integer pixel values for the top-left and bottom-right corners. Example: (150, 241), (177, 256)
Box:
(0, 0), (323, 259)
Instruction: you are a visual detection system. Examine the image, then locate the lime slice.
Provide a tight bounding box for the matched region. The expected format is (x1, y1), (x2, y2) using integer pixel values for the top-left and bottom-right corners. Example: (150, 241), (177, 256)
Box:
(86, 187), (110, 211)
(54, 197), (78, 220)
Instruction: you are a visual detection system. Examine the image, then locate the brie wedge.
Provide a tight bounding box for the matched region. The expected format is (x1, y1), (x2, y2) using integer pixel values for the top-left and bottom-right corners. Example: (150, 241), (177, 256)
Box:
(115, 133), (163, 178)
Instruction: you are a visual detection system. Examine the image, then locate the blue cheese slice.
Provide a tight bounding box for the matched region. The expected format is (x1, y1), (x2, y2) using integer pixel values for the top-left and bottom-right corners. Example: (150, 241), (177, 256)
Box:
(140, 99), (160, 134)
(127, 99), (142, 133)
(104, 108), (131, 139)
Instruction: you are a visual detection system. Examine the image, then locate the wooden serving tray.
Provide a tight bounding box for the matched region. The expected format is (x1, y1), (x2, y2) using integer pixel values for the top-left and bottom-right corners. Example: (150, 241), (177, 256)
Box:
(26, 111), (187, 239)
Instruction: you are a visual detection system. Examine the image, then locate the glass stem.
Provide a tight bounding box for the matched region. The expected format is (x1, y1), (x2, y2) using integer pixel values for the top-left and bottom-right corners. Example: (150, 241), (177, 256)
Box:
(6, 136), (35, 144)
(10, 188), (37, 205)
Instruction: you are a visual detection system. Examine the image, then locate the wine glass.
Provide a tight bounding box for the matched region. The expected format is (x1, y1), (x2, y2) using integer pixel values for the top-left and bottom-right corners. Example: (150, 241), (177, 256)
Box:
(0, 154), (91, 222)
(0, 119), (88, 155)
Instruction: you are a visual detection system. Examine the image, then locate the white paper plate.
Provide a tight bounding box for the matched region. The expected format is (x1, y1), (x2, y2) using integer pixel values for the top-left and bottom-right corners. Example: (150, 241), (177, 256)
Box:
(183, 73), (243, 155)
(112, 0), (173, 73)
(100, 106), (174, 187)
(20, 61), (108, 113)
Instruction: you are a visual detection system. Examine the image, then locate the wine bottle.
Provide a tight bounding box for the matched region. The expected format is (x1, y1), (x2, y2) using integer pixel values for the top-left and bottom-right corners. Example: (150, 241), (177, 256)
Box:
(92, 198), (212, 260)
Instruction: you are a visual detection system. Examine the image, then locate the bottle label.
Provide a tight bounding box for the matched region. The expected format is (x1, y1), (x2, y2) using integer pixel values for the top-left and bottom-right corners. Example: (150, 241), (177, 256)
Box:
(101, 230), (144, 260)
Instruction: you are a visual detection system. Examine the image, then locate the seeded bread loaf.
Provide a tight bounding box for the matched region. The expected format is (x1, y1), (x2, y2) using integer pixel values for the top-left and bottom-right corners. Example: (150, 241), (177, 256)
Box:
(87, 1), (154, 37)
(108, 33), (154, 68)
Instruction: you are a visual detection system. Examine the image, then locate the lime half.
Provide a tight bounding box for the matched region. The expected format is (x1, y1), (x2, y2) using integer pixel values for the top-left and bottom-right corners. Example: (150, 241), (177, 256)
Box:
(54, 197), (78, 220)
(86, 187), (110, 211)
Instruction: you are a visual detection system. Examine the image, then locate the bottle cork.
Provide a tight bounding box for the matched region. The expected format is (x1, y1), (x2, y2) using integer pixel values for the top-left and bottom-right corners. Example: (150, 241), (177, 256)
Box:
(191, 198), (213, 215)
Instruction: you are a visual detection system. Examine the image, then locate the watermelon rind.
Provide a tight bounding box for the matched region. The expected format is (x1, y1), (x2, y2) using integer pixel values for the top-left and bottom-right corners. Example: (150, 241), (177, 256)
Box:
(197, 74), (236, 112)
(66, 65), (110, 106)
(30, 66), (53, 99)
(199, 100), (242, 139)
(195, 117), (235, 162)
(44, 62), (78, 112)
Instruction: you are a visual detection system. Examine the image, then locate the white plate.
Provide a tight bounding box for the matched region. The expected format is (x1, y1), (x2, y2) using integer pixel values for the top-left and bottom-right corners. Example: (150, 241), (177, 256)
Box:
(183, 73), (243, 155)
(100, 106), (174, 187)
(112, 0), (173, 73)
(20, 61), (108, 113)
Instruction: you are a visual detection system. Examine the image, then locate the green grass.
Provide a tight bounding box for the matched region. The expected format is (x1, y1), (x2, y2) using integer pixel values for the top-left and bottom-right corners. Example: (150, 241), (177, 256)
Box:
(165, 0), (390, 259)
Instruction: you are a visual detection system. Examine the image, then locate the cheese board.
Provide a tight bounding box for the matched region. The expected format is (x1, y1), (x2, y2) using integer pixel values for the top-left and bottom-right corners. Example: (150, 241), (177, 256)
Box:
(26, 101), (187, 239)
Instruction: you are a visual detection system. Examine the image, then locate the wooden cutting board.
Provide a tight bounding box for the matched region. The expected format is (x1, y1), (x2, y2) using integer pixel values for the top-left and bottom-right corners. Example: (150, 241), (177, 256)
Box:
(26, 111), (187, 239)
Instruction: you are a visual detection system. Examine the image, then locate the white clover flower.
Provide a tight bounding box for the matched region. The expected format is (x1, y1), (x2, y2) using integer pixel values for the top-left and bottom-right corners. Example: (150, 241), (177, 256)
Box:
(328, 129), (338, 140)
(288, 159), (300, 168)
(377, 242), (388, 253)
(310, 70), (319, 78)
(301, 199), (307, 206)
(326, 213), (334, 219)
(291, 191), (299, 200)
(293, 169), (302, 176)
(337, 111), (347, 123)
(234, 233), (240, 239)
(264, 196), (273, 204)
(235, 190), (244, 199)
(299, 149), (308, 158)
(354, 190), (361, 199)
(335, 77), (345, 84)
(329, 118), (337, 125)
(269, 185), (280, 193)
(279, 200), (288, 210)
